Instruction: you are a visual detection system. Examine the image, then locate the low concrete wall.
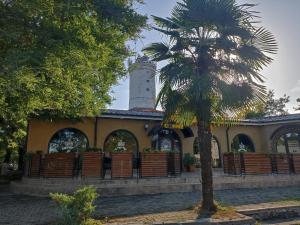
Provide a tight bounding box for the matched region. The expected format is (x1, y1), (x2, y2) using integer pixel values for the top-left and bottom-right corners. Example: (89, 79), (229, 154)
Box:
(10, 174), (300, 197)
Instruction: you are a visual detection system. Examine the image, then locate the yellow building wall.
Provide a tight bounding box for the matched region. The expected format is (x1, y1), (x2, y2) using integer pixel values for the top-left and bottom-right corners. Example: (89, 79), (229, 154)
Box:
(27, 118), (96, 154)
(188, 124), (265, 154)
(260, 122), (300, 152)
(27, 116), (300, 156)
(27, 117), (163, 154)
(97, 118), (161, 151)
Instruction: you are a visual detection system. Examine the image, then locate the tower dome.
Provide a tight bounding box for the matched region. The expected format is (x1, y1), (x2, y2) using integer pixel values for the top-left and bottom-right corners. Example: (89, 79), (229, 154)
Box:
(129, 56), (157, 110)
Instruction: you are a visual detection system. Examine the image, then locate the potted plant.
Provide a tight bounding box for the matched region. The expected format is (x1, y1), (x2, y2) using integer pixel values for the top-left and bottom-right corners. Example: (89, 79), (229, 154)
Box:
(81, 148), (103, 178)
(183, 153), (196, 172)
(140, 148), (168, 177)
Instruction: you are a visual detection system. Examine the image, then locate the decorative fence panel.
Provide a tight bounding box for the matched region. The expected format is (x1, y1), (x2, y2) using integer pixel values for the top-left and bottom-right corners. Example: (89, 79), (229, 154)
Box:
(82, 152), (103, 178)
(223, 153), (300, 175)
(111, 153), (133, 178)
(140, 153), (168, 177)
(168, 153), (181, 176)
(223, 153), (241, 175)
(28, 154), (42, 177)
(293, 154), (300, 174)
(42, 153), (76, 178)
(270, 154), (290, 174)
(242, 153), (272, 175)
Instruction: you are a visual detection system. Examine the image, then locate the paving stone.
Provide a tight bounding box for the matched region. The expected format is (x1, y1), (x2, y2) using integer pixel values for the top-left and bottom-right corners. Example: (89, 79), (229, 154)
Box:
(1, 186), (300, 225)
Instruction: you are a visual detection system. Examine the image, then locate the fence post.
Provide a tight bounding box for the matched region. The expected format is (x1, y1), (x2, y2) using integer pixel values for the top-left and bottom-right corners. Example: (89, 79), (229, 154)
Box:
(239, 153), (245, 175)
(270, 154), (277, 174)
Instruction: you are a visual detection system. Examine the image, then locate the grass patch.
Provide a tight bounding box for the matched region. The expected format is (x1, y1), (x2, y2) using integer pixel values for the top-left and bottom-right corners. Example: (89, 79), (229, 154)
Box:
(274, 198), (300, 204)
(194, 201), (243, 220)
(211, 204), (239, 220)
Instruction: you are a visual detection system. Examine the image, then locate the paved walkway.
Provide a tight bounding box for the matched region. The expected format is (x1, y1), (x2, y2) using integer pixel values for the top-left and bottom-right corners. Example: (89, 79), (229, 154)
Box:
(0, 186), (300, 225)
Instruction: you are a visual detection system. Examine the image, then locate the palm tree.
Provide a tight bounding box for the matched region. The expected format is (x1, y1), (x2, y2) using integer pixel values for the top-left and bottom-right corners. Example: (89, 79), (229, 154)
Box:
(144, 0), (277, 212)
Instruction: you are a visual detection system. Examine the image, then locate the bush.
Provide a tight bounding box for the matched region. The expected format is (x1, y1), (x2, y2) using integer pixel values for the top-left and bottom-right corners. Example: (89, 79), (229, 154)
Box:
(50, 186), (98, 225)
(142, 147), (160, 153)
(183, 153), (196, 166)
(86, 148), (102, 153)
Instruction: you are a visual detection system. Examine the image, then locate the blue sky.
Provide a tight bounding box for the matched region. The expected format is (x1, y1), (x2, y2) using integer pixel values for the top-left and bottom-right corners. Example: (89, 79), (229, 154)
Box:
(111, 0), (300, 112)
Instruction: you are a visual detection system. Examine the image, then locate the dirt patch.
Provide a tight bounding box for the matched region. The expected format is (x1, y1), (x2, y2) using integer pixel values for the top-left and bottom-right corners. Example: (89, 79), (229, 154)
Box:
(101, 207), (247, 225)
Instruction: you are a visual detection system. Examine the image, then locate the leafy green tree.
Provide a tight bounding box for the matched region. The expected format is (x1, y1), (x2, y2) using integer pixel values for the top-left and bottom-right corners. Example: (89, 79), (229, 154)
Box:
(294, 98), (300, 111)
(265, 90), (289, 116)
(144, 0), (277, 212)
(245, 90), (289, 118)
(0, 0), (146, 162)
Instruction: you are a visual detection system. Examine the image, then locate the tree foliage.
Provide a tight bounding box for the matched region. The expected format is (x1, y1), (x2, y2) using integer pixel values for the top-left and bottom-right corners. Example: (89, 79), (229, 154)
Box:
(294, 98), (300, 111)
(0, 0), (147, 158)
(50, 186), (98, 225)
(245, 90), (290, 118)
(144, 0), (277, 211)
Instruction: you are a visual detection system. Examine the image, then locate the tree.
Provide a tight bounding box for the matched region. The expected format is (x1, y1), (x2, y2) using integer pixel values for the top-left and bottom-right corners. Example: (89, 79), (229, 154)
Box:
(144, 0), (277, 212)
(265, 90), (289, 116)
(245, 90), (289, 118)
(0, 0), (147, 163)
(294, 98), (300, 111)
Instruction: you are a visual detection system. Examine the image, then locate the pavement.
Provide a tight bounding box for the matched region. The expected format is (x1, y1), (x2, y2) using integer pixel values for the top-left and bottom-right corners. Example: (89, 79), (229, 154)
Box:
(0, 186), (300, 225)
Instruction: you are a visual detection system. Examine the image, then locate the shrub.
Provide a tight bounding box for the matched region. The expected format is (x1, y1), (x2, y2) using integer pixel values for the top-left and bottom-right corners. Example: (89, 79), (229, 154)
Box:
(142, 147), (161, 153)
(183, 153), (196, 166)
(86, 148), (102, 153)
(50, 186), (98, 225)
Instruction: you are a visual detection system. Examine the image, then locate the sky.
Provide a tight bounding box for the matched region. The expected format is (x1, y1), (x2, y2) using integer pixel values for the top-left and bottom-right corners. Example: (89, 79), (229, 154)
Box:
(111, 0), (300, 113)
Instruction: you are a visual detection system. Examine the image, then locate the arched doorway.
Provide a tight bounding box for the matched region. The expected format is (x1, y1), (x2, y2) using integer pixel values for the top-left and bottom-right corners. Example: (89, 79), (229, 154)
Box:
(150, 128), (181, 153)
(231, 134), (255, 153)
(193, 136), (221, 168)
(48, 128), (89, 153)
(271, 126), (300, 154)
(103, 129), (139, 156)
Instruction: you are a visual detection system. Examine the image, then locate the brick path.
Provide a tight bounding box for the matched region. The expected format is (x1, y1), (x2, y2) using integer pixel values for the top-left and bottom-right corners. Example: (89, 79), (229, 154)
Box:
(0, 186), (300, 225)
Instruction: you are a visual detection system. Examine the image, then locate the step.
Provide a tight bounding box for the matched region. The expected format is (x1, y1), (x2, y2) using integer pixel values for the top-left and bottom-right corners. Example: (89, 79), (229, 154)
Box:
(10, 182), (202, 197)
(236, 202), (300, 221)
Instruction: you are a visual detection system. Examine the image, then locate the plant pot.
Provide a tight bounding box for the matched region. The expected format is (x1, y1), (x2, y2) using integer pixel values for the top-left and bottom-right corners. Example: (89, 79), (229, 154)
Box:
(140, 152), (168, 177)
(111, 152), (133, 178)
(81, 152), (103, 178)
(184, 165), (195, 172)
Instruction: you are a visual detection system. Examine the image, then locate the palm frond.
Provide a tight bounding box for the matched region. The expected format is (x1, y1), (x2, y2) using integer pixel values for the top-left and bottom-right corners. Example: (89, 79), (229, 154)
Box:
(143, 42), (171, 61)
(143, 0), (277, 127)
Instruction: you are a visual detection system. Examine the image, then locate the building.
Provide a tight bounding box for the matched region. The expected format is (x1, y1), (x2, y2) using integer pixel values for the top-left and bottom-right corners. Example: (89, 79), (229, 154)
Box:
(26, 56), (300, 169)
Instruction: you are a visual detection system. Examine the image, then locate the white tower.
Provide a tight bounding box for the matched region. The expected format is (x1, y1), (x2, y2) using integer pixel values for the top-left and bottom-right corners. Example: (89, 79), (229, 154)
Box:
(129, 56), (156, 110)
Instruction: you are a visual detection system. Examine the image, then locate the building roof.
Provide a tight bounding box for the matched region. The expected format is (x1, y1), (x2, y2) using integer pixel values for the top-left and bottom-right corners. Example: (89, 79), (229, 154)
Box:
(100, 109), (300, 125)
(100, 109), (164, 120)
(240, 113), (300, 125)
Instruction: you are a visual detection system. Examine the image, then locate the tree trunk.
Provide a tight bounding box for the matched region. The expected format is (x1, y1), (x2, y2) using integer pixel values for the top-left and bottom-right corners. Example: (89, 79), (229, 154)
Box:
(197, 117), (215, 212)
(3, 149), (12, 163)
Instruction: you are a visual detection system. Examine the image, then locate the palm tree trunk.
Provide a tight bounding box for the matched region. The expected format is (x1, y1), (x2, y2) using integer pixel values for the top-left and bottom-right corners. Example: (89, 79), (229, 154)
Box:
(196, 117), (215, 212)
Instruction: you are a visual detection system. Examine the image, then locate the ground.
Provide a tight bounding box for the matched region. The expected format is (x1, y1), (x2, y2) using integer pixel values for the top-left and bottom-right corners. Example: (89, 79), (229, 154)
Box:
(0, 186), (300, 225)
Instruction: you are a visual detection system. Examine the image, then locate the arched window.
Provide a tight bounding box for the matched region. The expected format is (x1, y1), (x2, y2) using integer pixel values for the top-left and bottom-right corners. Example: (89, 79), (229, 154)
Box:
(231, 134), (255, 152)
(151, 128), (181, 153)
(104, 130), (138, 155)
(193, 136), (221, 168)
(271, 126), (300, 154)
(48, 128), (89, 153)
(276, 133), (300, 154)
